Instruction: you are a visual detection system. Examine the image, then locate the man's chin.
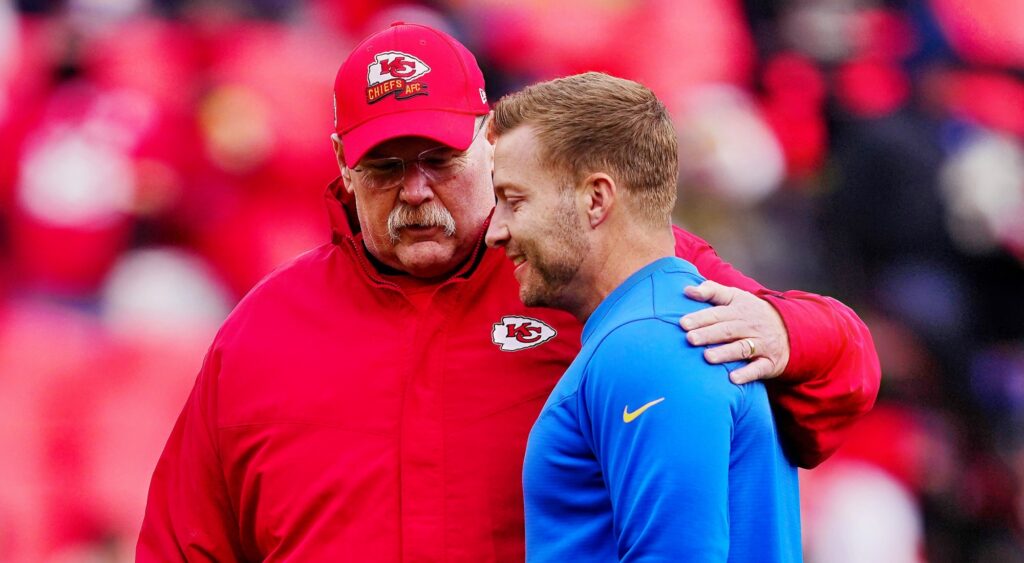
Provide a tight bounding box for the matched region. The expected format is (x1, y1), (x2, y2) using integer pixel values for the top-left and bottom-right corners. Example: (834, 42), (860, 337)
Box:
(395, 242), (460, 279)
(397, 225), (446, 240)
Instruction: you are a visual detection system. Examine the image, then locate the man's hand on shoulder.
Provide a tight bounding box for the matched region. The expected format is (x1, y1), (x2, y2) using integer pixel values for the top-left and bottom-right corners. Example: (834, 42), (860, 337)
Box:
(680, 280), (791, 385)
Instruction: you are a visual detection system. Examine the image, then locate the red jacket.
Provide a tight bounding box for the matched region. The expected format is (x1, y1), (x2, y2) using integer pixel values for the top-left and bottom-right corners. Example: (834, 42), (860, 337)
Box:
(138, 181), (879, 561)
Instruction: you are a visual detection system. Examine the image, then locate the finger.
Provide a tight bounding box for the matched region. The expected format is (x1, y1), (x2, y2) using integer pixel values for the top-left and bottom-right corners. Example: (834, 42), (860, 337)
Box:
(681, 306), (726, 331)
(683, 280), (736, 306)
(683, 283), (712, 302)
(686, 320), (747, 346)
(702, 339), (752, 365)
(729, 358), (779, 384)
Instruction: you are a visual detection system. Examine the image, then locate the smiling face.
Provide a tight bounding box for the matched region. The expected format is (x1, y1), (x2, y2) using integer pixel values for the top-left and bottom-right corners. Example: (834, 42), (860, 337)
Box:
(485, 125), (590, 310)
(338, 122), (496, 280)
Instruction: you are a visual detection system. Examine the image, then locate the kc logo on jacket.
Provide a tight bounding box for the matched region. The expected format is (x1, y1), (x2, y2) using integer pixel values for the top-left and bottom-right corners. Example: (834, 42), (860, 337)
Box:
(366, 51), (430, 103)
(492, 316), (557, 352)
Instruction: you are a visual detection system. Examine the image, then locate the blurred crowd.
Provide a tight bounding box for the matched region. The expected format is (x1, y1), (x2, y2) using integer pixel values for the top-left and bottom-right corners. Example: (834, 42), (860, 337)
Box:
(0, 0), (1021, 561)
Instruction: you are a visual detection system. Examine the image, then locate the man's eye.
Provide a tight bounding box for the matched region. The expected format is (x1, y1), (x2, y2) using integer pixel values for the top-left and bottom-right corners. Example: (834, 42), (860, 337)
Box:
(365, 161), (402, 174)
(424, 146), (467, 164)
(422, 155), (454, 169)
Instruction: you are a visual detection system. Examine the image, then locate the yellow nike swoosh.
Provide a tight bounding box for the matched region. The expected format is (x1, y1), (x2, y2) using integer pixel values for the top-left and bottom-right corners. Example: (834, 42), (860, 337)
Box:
(622, 397), (666, 423)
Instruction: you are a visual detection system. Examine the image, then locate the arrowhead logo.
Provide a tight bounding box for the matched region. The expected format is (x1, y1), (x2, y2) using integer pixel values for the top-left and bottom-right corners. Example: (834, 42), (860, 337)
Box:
(365, 51), (431, 103)
(491, 316), (557, 352)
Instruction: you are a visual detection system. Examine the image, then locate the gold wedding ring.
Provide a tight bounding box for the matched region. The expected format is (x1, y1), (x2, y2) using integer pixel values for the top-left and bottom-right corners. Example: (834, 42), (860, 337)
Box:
(742, 338), (756, 359)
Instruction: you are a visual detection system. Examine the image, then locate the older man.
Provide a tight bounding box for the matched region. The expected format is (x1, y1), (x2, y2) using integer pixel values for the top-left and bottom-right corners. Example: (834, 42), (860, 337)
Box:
(138, 23), (876, 561)
(487, 72), (801, 561)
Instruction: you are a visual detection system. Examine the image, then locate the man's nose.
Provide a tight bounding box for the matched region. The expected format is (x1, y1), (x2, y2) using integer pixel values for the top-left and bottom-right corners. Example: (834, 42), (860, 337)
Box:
(398, 164), (434, 206)
(485, 208), (509, 248)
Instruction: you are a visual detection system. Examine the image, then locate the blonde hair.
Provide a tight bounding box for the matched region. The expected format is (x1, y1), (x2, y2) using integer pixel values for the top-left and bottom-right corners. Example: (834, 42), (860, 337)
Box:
(491, 72), (678, 225)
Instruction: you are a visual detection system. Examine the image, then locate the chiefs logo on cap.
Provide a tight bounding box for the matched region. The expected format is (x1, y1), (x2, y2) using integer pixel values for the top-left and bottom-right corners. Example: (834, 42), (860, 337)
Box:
(491, 316), (557, 352)
(366, 51), (431, 104)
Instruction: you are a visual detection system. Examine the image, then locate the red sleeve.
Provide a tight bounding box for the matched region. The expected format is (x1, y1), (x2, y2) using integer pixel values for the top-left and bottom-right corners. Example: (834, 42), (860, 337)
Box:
(137, 347), (246, 561)
(673, 226), (880, 468)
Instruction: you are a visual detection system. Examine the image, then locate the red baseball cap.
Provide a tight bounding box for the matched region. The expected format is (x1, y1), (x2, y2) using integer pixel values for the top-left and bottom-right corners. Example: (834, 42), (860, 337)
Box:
(334, 22), (489, 166)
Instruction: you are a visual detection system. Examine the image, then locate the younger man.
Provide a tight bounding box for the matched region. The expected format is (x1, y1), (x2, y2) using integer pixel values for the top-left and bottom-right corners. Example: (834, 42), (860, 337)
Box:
(487, 72), (801, 561)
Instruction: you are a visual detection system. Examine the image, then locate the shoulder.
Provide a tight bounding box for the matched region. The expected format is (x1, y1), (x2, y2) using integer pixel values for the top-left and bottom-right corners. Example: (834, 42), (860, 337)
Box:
(583, 318), (741, 403)
(243, 243), (340, 300)
(603, 258), (711, 327)
(587, 317), (710, 375)
(646, 259), (709, 317)
(213, 243), (340, 350)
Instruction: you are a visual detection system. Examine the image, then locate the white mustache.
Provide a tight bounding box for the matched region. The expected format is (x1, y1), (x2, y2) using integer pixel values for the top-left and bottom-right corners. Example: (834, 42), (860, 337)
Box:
(387, 202), (457, 243)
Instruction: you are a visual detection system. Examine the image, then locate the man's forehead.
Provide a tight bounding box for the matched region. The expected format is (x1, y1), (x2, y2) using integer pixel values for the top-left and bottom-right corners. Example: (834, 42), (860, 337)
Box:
(493, 131), (543, 192)
(494, 127), (542, 169)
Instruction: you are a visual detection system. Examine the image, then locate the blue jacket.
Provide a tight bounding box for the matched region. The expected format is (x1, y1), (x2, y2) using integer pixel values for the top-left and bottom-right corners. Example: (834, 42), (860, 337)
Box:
(523, 257), (801, 562)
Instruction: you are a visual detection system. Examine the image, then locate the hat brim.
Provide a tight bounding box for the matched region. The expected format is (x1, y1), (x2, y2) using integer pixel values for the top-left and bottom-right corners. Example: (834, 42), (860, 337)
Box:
(340, 110), (482, 166)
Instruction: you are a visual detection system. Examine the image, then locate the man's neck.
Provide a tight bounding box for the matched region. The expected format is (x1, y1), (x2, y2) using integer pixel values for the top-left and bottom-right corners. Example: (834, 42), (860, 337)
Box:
(570, 225), (676, 324)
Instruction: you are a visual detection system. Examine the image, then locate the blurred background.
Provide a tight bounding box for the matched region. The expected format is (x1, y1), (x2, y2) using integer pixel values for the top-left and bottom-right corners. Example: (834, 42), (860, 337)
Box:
(0, 0), (1021, 561)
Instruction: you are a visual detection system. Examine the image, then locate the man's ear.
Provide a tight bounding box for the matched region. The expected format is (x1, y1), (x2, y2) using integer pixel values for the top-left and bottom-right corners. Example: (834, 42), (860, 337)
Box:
(580, 172), (616, 228)
(331, 134), (355, 194)
(484, 111), (497, 145)
(482, 113), (497, 174)
(331, 133), (346, 166)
